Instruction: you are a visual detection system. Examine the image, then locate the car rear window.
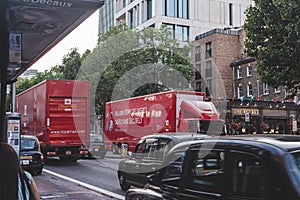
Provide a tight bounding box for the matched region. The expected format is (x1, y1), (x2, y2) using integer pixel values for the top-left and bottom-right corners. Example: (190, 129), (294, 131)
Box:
(21, 138), (38, 151)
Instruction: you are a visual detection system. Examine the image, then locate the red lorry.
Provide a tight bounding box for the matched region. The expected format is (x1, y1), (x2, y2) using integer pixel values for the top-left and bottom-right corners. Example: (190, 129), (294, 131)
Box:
(104, 90), (225, 153)
(17, 80), (90, 162)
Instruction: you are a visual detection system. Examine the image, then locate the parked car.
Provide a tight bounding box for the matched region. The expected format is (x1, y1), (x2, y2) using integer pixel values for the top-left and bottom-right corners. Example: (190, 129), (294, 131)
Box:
(88, 134), (106, 159)
(118, 133), (209, 191)
(125, 135), (300, 200)
(20, 135), (44, 175)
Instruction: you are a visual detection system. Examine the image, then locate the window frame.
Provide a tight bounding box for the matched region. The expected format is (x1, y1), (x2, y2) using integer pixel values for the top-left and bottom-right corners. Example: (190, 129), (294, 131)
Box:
(205, 42), (212, 59)
(247, 84), (253, 97)
(237, 86), (243, 99)
(183, 148), (226, 196)
(195, 46), (201, 62)
(247, 64), (252, 77)
(263, 83), (269, 95)
(195, 64), (201, 80)
(229, 150), (267, 199)
(237, 67), (242, 79)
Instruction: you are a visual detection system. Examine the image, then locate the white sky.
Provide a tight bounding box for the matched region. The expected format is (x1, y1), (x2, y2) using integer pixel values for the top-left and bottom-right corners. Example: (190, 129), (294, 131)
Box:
(30, 10), (99, 72)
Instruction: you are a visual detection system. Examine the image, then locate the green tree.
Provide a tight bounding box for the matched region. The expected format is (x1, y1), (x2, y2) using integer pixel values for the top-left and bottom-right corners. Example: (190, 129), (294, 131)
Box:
(77, 25), (193, 115)
(57, 47), (88, 80)
(244, 0), (300, 94)
(16, 48), (90, 94)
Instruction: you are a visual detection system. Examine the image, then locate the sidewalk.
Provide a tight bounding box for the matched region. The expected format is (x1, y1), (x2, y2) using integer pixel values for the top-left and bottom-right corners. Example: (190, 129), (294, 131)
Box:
(105, 151), (128, 159)
(35, 169), (124, 200)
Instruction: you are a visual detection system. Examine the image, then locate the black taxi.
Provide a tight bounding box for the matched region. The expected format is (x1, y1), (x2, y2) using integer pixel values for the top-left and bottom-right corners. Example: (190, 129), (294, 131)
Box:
(126, 135), (300, 200)
(118, 133), (209, 191)
(20, 135), (44, 175)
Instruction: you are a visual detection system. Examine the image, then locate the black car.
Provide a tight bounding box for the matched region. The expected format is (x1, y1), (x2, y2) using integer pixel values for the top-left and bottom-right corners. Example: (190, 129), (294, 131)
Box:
(88, 134), (106, 159)
(118, 133), (209, 191)
(126, 135), (300, 200)
(20, 135), (44, 175)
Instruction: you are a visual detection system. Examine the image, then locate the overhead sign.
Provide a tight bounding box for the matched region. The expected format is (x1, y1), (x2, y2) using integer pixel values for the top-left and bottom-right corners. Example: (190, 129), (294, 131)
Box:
(4, 0), (105, 83)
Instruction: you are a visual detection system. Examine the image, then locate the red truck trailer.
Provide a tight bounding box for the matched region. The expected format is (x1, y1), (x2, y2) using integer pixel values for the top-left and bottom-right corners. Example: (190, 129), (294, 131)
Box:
(17, 80), (90, 162)
(104, 90), (225, 153)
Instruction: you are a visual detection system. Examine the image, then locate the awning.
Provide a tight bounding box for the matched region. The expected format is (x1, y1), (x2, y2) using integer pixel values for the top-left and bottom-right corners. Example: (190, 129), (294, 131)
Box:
(5, 0), (105, 83)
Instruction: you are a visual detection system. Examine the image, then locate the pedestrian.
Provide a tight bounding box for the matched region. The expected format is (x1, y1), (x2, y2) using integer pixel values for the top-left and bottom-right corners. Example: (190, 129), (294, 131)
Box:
(0, 142), (40, 200)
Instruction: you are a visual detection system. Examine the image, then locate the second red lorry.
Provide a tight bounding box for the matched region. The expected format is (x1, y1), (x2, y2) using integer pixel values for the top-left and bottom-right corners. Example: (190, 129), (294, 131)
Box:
(104, 90), (225, 153)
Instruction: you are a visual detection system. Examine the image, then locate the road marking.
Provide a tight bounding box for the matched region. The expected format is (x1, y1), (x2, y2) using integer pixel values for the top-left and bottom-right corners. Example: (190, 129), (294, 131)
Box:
(43, 169), (125, 200)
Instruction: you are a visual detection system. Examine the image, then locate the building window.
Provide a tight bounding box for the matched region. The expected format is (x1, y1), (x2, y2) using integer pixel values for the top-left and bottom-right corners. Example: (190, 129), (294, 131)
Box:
(195, 46), (201, 62)
(196, 82), (201, 92)
(206, 79), (212, 94)
(237, 67), (242, 79)
(275, 87), (281, 94)
(205, 61), (212, 78)
(162, 0), (189, 19)
(164, 23), (189, 42)
(147, 0), (155, 20)
(205, 42), (212, 59)
(195, 64), (201, 80)
(247, 64), (252, 77)
(263, 83), (269, 95)
(116, 0), (126, 12)
(238, 85), (243, 98)
(229, 3), (233, 26)
(129, 9), (134, 28)
(247, 84), (253, 97)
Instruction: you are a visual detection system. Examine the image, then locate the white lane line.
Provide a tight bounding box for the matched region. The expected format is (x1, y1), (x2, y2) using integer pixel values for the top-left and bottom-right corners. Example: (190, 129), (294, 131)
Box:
(43, 169), (125, 200)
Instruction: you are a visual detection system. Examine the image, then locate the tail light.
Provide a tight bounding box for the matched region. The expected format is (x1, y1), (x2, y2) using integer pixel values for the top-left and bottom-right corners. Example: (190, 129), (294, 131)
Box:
(47, 152), (57, 156)
(80, 146), (88, 155)
(40, 154), (45, 163)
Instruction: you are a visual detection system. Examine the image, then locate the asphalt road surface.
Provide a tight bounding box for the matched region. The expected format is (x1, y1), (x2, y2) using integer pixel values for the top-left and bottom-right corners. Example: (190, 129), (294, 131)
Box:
(36, 154), (126, 199)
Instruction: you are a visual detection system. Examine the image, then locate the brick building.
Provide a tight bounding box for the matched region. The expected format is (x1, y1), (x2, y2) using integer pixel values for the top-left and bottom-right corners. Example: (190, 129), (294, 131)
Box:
(192, 27), (300, 134)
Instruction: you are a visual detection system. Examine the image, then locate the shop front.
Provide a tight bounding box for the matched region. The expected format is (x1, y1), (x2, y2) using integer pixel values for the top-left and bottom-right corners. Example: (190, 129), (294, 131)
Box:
(231, 107), (260, 134)
(261, 109), (287, 134)
(227, 100), (300, 135)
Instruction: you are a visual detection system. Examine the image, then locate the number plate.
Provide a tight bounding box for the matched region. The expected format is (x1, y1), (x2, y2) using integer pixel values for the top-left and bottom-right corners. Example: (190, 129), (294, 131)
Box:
(66, 150), (72, 155)
(22, 160), (30, 165)
(20, 155), (32, 159)
(94, 148), (99, 152)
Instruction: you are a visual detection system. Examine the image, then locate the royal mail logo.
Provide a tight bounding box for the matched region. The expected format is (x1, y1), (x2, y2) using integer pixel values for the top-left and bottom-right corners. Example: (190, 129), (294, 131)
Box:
(58, 99), (77, 111)
(16, 0), (73, 8)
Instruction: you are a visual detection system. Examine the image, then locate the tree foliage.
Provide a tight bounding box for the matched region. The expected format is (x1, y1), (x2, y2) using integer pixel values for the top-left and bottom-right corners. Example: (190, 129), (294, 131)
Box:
(244, 0), (300, 94)
(16, 48), (89, 94)
(77, 25), (194, 115)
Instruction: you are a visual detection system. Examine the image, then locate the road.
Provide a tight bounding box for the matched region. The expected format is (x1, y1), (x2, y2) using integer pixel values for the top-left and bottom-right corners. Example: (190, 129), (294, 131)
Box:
(43, 154), (126, 198)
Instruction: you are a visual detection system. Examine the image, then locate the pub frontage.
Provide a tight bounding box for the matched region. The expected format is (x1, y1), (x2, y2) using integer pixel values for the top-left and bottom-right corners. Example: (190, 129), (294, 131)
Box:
(226, 100), (300, 135)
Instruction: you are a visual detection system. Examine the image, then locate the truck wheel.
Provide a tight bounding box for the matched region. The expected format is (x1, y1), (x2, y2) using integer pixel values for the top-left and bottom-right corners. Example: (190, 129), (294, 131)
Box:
(119, 174), (131, 191)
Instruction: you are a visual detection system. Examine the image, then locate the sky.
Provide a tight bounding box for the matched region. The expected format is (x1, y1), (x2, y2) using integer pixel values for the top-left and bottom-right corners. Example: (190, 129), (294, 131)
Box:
(30, 10), (99, 72)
